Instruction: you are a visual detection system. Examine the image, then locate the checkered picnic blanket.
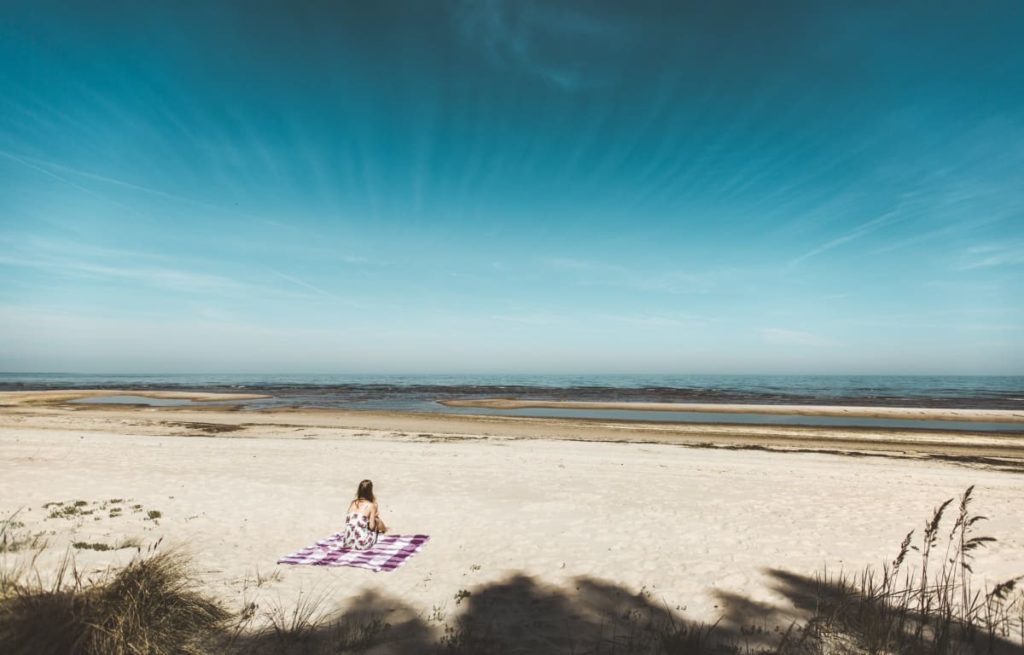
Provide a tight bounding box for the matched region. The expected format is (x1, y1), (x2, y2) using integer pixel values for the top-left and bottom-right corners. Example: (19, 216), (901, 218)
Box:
(278, 533), (430, 572)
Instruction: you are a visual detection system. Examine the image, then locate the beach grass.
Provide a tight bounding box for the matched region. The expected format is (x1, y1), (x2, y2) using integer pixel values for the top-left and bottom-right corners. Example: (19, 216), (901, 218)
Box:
(0, 547), (228, 655)
(0, 512), (46, 554)
(788, 486), (1024, 654)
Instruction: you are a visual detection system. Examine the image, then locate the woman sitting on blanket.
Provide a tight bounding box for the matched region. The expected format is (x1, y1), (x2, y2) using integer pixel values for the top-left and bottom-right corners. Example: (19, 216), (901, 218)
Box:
(342, 479), (388, 550)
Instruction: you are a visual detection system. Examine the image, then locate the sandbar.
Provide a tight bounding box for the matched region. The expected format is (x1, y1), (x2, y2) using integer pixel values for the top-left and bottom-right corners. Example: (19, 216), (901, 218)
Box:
(441, 398), (1024, 423)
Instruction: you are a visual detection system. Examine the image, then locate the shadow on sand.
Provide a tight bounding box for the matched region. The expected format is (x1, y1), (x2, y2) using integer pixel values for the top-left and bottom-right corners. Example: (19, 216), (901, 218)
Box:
(225, 568), (1024, 655)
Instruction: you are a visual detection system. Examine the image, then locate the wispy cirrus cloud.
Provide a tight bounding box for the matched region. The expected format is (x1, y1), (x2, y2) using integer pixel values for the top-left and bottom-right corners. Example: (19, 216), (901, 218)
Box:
(596, 312), (711, 329)
(489, 312), (567, 326)
(0, 236), (242, 293)
(788, 208), (904, 266)
(0, 236), (173, 263)
(489, 310), (711, 330)
(0, 148), (249, 217)
(0, 253), (245, 293)
(268, 269), (342, 299)
(543, 257), (721, 294)
(956, 242), (1024, 270)
(0, 149), (143, 214)
(450, 0), (632, 88)
(0, 236), (364, 305)
(871, 214), (1008, 255)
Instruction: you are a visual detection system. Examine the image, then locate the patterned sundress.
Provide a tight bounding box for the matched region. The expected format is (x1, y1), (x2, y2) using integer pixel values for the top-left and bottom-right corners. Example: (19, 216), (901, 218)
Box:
(341, 511), (378, 550)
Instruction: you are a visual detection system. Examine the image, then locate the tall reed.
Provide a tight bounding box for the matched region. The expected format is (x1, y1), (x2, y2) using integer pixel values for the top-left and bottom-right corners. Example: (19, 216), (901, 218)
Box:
(804, 486), (1024, 654)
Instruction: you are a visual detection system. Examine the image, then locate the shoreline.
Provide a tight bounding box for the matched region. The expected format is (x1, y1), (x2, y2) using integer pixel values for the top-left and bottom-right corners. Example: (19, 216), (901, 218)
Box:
(6, 388), (1023, 422)
(2, 391), (1024, 469)
(0, 389), (272, 405)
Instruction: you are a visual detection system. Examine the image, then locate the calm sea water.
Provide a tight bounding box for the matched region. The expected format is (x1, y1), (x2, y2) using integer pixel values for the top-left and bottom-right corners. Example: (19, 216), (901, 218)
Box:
(1, 373), (1022, 411)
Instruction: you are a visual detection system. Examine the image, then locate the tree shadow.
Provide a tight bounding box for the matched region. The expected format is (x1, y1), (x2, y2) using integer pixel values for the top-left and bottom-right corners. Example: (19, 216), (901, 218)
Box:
(7, 560), (1020, 654)
(223, 588), (432, 655)
(224, 573), (776, 655)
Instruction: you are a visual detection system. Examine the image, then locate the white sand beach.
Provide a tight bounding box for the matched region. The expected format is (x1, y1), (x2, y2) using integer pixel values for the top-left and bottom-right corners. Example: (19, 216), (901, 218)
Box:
(2, 393), (1024, 650)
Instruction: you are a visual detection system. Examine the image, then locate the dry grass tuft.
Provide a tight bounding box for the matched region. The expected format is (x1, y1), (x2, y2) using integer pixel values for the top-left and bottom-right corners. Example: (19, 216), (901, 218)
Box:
(0, 548), (228, 655)
(0, 512), (46, 554)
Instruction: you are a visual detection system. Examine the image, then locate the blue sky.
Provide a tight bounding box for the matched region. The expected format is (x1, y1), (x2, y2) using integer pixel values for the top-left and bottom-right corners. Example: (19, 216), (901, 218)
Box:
(1, 1), (1022, 374)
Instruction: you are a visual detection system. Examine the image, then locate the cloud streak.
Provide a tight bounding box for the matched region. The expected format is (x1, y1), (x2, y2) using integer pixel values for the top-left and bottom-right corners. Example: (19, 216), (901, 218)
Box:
(957, 242), (1024, 270)
(0, 253), (245, 293)
(268, 269), (342, 299)
(543, 257), (721, 294)
(450, 0), (630, 88)
(789, 208), (903, 266)
(0, 148), (246, 216)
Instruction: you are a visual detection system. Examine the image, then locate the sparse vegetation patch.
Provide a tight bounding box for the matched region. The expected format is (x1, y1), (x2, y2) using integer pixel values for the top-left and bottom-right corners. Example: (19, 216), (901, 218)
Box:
(71, 538), (141, 552)
(0, 514), (45, 554)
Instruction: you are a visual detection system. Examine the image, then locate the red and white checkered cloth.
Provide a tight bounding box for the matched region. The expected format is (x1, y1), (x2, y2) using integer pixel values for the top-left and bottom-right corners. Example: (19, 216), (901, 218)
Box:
(278, 533), (430, 572)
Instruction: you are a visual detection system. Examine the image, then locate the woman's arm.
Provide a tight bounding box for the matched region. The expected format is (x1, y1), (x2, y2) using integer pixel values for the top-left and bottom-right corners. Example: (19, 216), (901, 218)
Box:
(370, 502), (387, 533)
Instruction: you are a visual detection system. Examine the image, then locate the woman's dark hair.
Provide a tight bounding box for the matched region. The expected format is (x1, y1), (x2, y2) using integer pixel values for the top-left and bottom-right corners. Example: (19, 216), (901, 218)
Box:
(356, 479), (375, 503)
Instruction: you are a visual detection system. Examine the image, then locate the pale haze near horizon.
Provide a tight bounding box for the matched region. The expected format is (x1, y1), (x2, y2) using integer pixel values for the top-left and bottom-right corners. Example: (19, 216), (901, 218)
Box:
(1, 1), (1022, 376)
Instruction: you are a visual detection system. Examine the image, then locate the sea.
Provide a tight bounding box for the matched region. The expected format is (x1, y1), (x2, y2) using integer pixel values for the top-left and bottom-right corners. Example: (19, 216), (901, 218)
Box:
(1, 373), (1022, 432)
